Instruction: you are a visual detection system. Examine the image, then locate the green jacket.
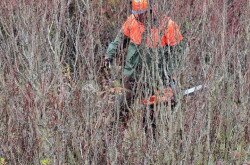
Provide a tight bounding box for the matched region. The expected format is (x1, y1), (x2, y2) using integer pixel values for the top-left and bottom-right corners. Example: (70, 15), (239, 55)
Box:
(106, 30), (183, 80)
(106, 30), (137, 77)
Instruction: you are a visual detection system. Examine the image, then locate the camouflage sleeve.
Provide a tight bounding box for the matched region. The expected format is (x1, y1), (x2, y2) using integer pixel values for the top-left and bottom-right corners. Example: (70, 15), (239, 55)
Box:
(106, 30), (124, 60)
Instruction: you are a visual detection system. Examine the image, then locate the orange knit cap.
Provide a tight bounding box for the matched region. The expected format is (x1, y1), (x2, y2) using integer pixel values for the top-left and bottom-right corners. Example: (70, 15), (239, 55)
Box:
(132, 0), (148, 14)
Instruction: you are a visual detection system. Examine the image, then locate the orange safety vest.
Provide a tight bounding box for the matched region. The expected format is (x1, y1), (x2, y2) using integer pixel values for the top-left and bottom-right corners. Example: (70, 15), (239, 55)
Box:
(122, 14), (183, 48)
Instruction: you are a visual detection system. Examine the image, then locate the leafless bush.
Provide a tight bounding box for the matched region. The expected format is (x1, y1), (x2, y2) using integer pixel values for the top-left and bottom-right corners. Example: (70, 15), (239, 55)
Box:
(0, 0), (249, 164)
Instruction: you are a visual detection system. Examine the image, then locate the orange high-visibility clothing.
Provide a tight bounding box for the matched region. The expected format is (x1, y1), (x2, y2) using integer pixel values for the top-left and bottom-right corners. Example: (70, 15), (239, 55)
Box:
(122, 14), (183, 48)
(161, 18), (183, 46)
(132, 0), (148, 14)
(122, 15), (145, 45)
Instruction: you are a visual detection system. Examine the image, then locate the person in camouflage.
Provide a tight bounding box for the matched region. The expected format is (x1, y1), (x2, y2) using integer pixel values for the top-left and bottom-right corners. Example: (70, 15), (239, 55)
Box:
(105, 0), (183, 112)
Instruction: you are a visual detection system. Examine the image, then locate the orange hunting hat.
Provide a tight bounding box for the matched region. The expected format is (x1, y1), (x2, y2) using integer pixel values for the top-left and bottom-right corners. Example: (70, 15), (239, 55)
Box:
(132, 0), (148, 14)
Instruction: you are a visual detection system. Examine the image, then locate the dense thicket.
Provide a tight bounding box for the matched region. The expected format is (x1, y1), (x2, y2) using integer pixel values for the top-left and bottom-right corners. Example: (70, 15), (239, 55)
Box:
(0, 0), (249, 164)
